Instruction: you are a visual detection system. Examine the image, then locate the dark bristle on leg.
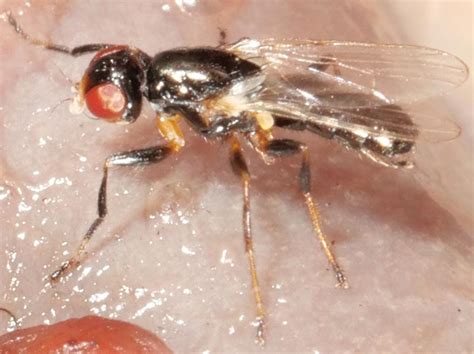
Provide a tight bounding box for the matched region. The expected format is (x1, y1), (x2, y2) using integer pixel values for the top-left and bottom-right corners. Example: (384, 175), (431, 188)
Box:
(218, 27), (227, 46)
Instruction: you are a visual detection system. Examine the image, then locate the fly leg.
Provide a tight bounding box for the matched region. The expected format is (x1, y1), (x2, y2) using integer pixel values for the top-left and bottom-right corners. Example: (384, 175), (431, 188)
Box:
(229, 136), (266, 346)
(50, 145), (173, 283)
(260, 138), (349, 289)
(4, 12), (112, 56)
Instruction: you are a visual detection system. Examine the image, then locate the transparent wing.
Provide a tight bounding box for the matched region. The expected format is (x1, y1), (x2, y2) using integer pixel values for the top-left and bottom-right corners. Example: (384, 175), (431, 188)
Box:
(227, 38), (469, 107)
(244, 93), (460, 143)
(227, 38), (467, 142)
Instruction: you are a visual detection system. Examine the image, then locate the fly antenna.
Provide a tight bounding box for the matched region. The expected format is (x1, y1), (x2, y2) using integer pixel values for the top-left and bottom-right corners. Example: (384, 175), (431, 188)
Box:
(2, 11), (73, 54)
(3, 11), (112, 57)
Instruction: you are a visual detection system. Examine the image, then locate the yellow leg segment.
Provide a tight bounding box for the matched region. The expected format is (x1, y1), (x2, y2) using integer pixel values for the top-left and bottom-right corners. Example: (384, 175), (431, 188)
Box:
(300, 149), (348, 288)
(230, 137), (266, 346)
(304, 192), (348, 288)
(156, 115), (185, 152)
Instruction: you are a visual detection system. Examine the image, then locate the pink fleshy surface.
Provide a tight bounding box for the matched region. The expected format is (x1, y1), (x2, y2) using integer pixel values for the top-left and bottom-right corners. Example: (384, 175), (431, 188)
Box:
(0, 0), (472, 352)
(0, 315), (172, 353)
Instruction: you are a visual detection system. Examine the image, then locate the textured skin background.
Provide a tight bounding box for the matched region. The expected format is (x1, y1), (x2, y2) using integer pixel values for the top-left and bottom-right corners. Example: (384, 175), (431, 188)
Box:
(0, 0), (472, 352)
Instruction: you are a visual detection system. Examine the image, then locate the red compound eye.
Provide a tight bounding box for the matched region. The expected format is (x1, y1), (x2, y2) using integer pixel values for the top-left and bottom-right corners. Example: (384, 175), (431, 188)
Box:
(85, 83), (127, 121)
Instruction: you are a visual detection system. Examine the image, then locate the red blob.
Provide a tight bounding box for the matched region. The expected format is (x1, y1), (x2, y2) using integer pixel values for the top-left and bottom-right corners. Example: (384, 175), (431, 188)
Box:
(0, 316), (172, 353)
(85, 83), (126, 121)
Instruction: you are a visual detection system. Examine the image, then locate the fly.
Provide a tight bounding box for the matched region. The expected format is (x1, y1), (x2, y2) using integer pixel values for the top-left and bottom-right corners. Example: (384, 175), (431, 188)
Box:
(4, 12), (469, 345)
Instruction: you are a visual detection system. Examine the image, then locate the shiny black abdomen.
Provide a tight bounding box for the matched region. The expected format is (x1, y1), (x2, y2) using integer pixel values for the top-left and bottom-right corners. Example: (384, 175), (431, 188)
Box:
(146, 47), (261, 105)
